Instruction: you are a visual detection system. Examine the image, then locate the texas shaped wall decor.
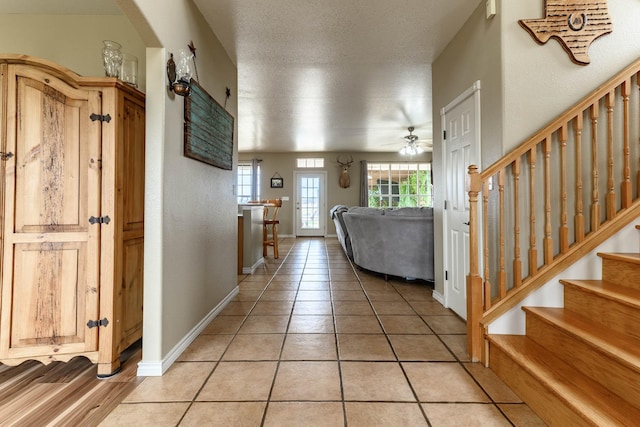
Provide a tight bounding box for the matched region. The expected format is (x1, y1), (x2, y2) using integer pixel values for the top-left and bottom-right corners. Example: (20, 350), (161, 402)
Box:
(519, 0), (612, 65)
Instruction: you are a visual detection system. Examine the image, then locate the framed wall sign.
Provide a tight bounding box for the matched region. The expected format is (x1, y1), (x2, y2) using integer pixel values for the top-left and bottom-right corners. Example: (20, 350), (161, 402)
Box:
(184, 79), (234, 169)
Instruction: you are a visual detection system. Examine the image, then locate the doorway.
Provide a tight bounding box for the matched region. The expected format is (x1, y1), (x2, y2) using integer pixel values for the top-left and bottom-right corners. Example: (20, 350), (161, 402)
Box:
(441, 81), (481, 320)
(294, 172), (327, 237)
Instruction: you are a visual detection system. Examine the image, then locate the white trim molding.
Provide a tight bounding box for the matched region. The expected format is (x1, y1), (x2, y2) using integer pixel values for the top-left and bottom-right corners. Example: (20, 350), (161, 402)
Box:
(136, 285), (240, 376)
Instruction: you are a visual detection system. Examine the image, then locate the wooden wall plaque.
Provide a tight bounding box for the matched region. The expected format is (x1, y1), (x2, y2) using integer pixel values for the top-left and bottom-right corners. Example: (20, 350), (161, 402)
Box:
(184, 79), (234, 170)
(519, 0), (613, 65)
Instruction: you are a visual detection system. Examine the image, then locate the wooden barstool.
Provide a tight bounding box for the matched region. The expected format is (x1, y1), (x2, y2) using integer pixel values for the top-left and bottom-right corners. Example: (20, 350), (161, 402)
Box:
(262, 198), (282, 258)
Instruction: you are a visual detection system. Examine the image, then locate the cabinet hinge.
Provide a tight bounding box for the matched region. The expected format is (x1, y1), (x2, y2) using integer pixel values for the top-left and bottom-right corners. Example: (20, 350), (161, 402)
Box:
(89, 215), (111, 225)
(444, 200), (448, 210)
(443, 130), (447, 140)
(87, 318), (109, 329)
(90, 113), (111, 123)
(445, 270), (448, 280)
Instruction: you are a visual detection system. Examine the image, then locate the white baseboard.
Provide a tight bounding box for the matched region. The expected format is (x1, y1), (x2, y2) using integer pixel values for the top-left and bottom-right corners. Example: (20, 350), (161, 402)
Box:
(136, 285), (240, 376)
(243, 257), (264, 274)
(432, 289), (445, 306)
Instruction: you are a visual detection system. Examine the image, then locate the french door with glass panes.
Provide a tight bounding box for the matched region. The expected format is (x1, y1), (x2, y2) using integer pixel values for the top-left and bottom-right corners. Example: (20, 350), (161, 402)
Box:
(294, 172), (326, 236)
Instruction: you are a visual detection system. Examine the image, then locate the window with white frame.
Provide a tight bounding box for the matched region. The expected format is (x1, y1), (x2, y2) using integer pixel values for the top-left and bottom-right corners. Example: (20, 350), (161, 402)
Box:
(296, 158), (325, 168)
(236, 160), (261, 203)
(367, 162), (432, 208)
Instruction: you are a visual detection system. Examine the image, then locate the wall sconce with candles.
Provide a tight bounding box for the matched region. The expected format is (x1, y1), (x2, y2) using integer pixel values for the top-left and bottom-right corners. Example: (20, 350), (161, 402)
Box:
(166, 42), (199, 96)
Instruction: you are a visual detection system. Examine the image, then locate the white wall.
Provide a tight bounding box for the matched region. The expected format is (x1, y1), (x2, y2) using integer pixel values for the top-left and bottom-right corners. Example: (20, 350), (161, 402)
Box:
(490, 221), (640, 334)
(127, 0), (239, 372)
(432, 1), (503, 299)
(432, 0), (640, 311)
(502, 0), (640, 150)
(0, 14), (147, 91)
(0, 1), (239, 374)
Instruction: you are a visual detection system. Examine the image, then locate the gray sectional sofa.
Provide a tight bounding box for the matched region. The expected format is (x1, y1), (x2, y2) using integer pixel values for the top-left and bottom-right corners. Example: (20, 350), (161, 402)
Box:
(330, 205), (434, 281)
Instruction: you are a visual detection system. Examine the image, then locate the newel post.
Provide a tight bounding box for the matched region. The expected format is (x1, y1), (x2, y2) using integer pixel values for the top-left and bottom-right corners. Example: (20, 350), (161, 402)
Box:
(466, 165), (484, 362)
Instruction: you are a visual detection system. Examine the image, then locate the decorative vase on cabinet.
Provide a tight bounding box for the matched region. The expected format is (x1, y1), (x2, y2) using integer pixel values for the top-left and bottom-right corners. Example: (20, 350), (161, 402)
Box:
(102, 40), (123, 77)
(0, 55), (145, 377)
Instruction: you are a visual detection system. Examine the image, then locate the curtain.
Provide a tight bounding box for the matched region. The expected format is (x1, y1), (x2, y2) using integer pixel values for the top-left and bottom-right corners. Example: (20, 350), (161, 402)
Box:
(252, 158), (262, 201)
(359, 160), (368, 207)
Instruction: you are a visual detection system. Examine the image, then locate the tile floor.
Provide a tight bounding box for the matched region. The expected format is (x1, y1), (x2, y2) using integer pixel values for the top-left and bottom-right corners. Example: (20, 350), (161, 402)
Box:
(100, 238), (546, 426)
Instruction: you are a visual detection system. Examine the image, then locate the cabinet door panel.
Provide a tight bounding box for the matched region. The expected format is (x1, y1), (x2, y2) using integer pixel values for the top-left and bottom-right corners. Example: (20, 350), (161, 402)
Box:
(122, 98), (145, 232)
(121, 236), (144, 348)
(10, 242), (93, 355)
(0, 65), (101, 360)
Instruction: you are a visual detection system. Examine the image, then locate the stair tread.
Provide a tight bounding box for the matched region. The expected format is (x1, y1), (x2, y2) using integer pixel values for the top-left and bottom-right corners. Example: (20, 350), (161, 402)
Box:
(597, 252), (640, 264)
(559, 279), (640, 307)
(489, 334), (640, 425)
(522, 306), (640, 370)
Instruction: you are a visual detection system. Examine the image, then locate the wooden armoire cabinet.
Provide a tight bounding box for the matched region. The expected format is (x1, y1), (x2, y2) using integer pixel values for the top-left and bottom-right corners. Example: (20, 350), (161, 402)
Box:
(0, 55), (144, 377)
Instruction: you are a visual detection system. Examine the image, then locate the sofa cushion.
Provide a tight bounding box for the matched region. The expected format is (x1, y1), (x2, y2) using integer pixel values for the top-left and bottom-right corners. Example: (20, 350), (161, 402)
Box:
(347, 206), (385, 215)
(384, 207), (433, 217)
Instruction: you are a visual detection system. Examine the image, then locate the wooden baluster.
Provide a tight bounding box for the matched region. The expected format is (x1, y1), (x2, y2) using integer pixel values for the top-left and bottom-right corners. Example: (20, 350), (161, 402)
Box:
(590, 104), (600, 232)
(498, 170), (507, 298)
(543, 137), (553, 265)
(559, 125), (569, 253)
(466, 165), (483, 362)
(513, 159), (522, 287)
(622, 79), (632, 208)
(606, 90), (616, 220)
(574, 114), (585, 242)
(529, 148), (538, 276)
(637, 71), (640, 192)
(483, 181), (492, 309)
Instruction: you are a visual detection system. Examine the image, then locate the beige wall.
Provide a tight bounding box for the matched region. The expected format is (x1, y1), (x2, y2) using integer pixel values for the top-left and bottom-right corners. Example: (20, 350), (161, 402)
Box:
(240, 151), (432, 236)
(0, 14), (147, 91)
(127, 0), (239, 366)
(431, 0), (640, 303)
(502, 0), (640, 149)
(0, 1), (239, 372)
(431, 1), (503, 298)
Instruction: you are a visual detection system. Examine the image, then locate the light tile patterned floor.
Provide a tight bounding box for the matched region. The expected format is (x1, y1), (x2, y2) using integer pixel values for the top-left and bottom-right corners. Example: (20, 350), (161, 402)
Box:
(101, 238), (546, 426)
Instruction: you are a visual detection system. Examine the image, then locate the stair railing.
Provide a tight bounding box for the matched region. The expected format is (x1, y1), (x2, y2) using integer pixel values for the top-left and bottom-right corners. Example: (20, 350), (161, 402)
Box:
(467, 58), (640, 363)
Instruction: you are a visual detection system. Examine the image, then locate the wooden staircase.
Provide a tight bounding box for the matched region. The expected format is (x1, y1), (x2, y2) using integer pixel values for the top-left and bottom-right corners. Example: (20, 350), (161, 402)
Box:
(488, 226), (640, 426)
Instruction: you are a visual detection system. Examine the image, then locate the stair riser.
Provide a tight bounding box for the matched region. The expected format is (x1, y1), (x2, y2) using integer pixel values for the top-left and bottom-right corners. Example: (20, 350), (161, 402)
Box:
(564, 287), (640, 341)
(526, 314), (640, 409)
(602, 258), (640, 290)
(489, 344), (596, 427)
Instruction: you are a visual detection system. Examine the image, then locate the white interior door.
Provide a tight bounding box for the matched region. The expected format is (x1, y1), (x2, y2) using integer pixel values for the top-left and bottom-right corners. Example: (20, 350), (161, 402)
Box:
(294, 172), (326, 236)
(442, 82), (481, 320)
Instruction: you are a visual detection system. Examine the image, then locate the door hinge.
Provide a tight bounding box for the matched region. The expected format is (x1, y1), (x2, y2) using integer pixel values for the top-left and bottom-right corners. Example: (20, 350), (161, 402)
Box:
(89, 215), (111, 225)
(87, 318), (109, 329)
(444, 200), (448, 210)
(445, 270), (448, 280)
(90, 113), (111, 123)
(443, 130), (447, 140)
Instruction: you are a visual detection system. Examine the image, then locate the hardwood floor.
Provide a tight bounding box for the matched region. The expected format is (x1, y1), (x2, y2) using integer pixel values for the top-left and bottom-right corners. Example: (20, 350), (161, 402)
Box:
(0, 341), (142, 426)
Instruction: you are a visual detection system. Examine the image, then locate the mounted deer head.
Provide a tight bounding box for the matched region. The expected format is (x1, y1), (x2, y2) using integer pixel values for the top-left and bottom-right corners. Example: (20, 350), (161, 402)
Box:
(337, 155), (353, 188)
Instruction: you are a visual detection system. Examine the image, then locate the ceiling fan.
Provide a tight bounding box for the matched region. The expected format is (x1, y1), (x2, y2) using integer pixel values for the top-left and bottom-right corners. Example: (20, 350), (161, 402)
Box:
(399, 126), (432, 155)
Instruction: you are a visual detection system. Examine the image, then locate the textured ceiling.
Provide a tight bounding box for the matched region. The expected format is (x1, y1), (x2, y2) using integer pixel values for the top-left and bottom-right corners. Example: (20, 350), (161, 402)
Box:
(0, 0), (122, 15)
(3, 0), (482, 153)
(193, 0), (481, 152)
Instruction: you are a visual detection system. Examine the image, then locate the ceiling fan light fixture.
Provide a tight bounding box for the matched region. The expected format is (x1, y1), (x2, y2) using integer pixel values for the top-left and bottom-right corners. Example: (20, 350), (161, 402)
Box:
(399, 126), (424, 156)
